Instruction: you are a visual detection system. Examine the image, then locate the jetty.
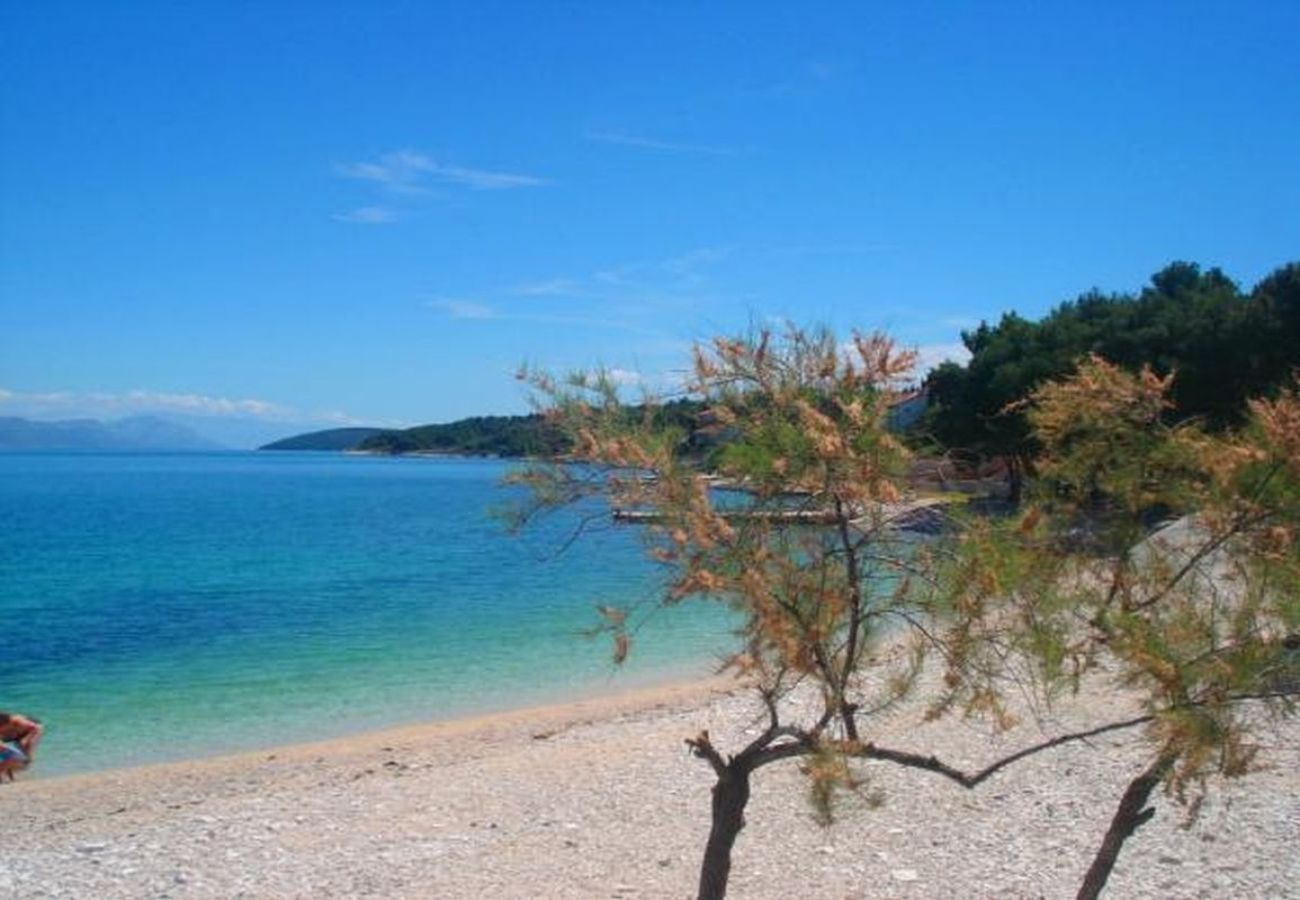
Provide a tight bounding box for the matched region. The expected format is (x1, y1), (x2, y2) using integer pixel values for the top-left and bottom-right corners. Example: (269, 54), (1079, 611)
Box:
(614, 508), (840, 525)
(613, 496), (955, 533)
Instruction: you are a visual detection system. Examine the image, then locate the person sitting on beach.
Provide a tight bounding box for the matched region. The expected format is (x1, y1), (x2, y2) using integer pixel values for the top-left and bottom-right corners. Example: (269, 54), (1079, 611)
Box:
(0, 711), (43, 782)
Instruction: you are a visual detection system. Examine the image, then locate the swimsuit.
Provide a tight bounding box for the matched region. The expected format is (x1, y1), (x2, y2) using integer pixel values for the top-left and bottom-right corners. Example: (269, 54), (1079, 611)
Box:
(0, 741), (28, 764)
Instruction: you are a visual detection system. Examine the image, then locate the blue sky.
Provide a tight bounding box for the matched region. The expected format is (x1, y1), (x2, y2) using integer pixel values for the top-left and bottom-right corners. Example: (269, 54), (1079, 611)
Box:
(2, 2), (1298, 445)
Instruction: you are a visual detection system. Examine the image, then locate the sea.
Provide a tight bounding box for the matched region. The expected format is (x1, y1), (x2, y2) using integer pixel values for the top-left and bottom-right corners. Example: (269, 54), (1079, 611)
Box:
(0, 451), (736, 777)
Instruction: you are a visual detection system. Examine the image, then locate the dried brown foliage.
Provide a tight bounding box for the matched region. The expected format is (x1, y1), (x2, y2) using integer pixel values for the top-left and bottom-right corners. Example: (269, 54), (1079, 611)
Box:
(947, 357), (1300, 898)
(511, 335), (1299, 900)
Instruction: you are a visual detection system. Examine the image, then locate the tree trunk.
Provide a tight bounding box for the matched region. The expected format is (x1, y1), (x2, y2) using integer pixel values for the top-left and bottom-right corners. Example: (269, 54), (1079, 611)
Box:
(697, 763), (752, 900)
(1076, 754), (1176, 900)
(1007, 455), (1024, 506)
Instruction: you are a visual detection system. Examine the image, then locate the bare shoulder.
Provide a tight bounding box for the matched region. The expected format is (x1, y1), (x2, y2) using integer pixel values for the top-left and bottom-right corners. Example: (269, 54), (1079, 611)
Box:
(0, 714), (38, 737)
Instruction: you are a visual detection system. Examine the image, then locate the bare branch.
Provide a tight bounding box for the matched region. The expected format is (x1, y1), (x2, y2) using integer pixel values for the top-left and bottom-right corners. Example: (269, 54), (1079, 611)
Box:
(686, 730), (729, 777)
(857, 712), (1154, 788)
(1129, 508), (1275, 613)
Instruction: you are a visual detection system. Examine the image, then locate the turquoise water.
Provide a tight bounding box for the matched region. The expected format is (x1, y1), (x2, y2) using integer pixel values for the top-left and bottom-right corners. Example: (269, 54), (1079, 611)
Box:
(0, 452), (735, 776)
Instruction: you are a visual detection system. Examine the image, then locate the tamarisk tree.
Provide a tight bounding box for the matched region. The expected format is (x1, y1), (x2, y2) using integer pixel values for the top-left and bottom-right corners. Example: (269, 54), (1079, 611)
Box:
(513, 330), (1030, 897)
(942, 356), (1300, 898)
(511, 331), (1299, 899)
(514, 329), (978, 898)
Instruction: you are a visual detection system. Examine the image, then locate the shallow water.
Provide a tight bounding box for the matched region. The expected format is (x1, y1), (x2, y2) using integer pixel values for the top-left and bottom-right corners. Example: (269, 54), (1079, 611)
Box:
(0, 452), (734, 775)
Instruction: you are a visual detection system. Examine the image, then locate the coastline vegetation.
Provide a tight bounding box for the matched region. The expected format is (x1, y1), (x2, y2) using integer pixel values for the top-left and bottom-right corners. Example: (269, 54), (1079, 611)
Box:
(356, 414), (569, 457)
(922, 261), (1300, 500)
(265, 402), (708, 459)
(260, 426), (389, 451)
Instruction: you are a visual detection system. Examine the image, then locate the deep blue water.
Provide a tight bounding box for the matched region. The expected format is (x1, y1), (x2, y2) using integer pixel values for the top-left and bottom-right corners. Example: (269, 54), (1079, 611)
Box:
(0, 452), (734, 775)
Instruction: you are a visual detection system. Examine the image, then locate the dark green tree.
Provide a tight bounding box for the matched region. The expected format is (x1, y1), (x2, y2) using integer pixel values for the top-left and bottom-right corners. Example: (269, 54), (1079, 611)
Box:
(1250, 262), (1300, 394)
(924, 261), (1300, 498)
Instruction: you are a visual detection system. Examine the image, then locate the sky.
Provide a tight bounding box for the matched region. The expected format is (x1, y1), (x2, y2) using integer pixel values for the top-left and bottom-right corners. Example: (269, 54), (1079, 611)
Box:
(2, 2), (1298, 446)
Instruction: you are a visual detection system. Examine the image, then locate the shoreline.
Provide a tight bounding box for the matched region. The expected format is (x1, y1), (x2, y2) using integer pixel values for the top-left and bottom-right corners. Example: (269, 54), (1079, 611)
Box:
(16, 668), (740, 789)
(20, 660), (738, 785)
(8, 664), (1297, 898)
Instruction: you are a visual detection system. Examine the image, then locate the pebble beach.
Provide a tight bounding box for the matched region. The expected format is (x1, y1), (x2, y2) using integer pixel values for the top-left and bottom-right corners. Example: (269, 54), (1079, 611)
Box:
(6, 673), (1297, 899)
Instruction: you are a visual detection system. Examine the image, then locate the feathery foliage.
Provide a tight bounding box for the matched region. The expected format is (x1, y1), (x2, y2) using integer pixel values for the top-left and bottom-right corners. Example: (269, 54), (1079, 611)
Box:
(946, 357), (1300, 897)
(513, 327), (970, 898)
(509, 328), (1299, 900)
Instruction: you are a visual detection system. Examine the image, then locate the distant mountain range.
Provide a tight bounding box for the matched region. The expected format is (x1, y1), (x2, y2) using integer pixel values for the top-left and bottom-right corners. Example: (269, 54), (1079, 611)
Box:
(0, 416), (225, 451)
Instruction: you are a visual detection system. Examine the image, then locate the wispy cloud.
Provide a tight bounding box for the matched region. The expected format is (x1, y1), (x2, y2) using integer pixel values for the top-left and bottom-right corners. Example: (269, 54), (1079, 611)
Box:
(433, 163), (547, 190)
(605, 368), (644, 387)
(661, 246), (733, 276)
(332, 149), (548, 224)
(509, 278), (582, 297)
(0, 388), (401, 448)
(910, 342), (971, 377)
(591, 245), (735, 288)
(583, 130), (736, 156)
(424, 246), (735, 346)
(122, 390), (286, 417)
(332, 206), (399, 225)
(0, 386), (298, 420)
(424, 298), (501, 320)
(336, 149), (547, 192)
(424, 299), (644, 332)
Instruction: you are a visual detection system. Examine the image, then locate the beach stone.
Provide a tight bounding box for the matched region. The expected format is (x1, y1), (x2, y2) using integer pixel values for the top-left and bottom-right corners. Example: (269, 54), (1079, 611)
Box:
(4, 676), (1297, 899)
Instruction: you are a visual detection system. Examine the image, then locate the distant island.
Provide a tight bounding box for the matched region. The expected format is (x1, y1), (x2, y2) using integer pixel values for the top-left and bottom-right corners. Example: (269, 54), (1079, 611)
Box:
(259, 427), (390, 451)
(260, 415), (567, 457)
(263, 401), (718, 458)
(0, 416), (223, 451)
